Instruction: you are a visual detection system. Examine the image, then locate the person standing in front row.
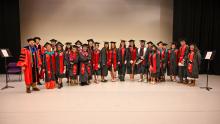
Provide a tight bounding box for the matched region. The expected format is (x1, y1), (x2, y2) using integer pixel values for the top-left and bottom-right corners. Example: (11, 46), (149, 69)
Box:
(117, 40), (127, 81)
(126, 39), (138, 80)
(149, 45), (160, 84)
(69, 45), (79, 85)
(79, 44), (92, 86)
(54, 42), (66, 89)
(167, 42), (179, 81)
(178, 39), (189, 84)
(17, 38), (42, 93)
(108, 41), (118, 82)
(137, 40), (147, 82)
(42, 42), (56, 89)
(92, 42), (101, 83)
(100, 42), (109, 82)
(186, 43), (201, 86)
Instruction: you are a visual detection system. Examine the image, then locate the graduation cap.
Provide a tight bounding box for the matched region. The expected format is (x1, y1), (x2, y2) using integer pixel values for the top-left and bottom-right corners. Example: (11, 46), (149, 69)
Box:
(104, 41), (109, 44)
(171, 42), (177, 45)
(120, 40), (126, 42)
(147, 41), (153, 44)
(56, 42), (64, 47)
(140, 40), (146, 43)
(87, 39), (94, 42)
(50, 39), (57, 43)
(110, 41), (116, 44)
(178, 38), (187, 42)
(27, 38), (35, 42)
(95, 42), (100, 45)
(163, 42), (168, 46)
(65, 42), (72, 45)
(82, 44), (88, 47)
(128, 39), (135, 42)
(44, 42), (52, 47)
(33, 37), (41, 40)
(157, 41), (163, 46)
(75, 40), (82, 45)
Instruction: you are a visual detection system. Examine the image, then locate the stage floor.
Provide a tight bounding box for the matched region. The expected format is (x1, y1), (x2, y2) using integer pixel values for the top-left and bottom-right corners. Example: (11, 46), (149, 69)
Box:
(0, 74), (220, 124)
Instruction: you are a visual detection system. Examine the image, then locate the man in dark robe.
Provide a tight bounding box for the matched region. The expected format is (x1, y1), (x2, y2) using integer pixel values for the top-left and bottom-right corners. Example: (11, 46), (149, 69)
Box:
(178, 39), (189, 83)
(137, 40), (147, 82)
(100, 41), (109, 82)
(117, 40), (127, 81)
(79, 44), (92, 86)
(167, 42), (179, 81)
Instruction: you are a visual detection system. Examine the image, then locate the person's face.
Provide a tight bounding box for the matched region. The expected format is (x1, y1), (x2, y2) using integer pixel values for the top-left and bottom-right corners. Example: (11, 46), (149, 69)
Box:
(95, 44), (99, 49)
(121, 42), (125, 47)
(111, 43), (115, 48)
(89, 41), (93, 47)
(158, 43), (163, 48)
(28, 40), (35, 47)
(180, 40), (186, 46)
(35, 39), (40, 44)
(152, 46), (156, 51)
(46, 45), (52, 51)
(190, 45), (194, 50)
(72, 48), (77, 52)
(66, 45), (71, 48)
(148, 43), (152, 48)
(51, 42), (56, 46)
(129, 42), (134, 46)
(163, 45), (167, 49)
(140, 42), (145, 47)
(57, 45), (62, 51)
(83, 46), (87, 51)
(104, 43), (109, 48)
(171, 44), (176, 49)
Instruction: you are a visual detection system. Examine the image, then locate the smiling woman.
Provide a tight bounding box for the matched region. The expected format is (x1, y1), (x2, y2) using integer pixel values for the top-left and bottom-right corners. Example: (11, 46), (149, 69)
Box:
(19, 0), (173, 47)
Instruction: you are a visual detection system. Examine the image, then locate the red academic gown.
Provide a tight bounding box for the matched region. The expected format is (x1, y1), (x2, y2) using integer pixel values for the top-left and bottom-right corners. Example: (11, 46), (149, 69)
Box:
(92, 49), (101, 71)
(108, 48), (117, 71)
(149, 51), (160, 77)
(55, 51), (65, 78)
(69, 51), (79, 79)
(17, 46), (42, 86)
(43, 51), (56, 89)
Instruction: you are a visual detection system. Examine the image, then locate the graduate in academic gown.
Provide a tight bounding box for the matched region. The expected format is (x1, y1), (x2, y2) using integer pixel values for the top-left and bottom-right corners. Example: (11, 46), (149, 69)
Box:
(50, 39), (57, 51)
(79, 44), (92, 86)
(117, 40), (127, 81)
(17, 38), (42, 93)
(108, 41), (118, 82)
(145, 41), (153, 82)
(55, 42), (66, 89)
(75, 40), (82, 82)
(92, 42), (101, 83)
(87, 39), (95, 82)
(167, 42), (179, 81)
(126, 39), (138, 80)
(42, 42), (56, 89)
(149, 45), (160, 84)
(157, 41), (166, 82)
(137, 40), (147, 82)
(186, 43), (201, 86)
(178, 39), (189, 84)
(100, 42), (109, 82)
(33, 37), (43, 85)
(64, 42), (72, 84)
(69, 45), (79, 85)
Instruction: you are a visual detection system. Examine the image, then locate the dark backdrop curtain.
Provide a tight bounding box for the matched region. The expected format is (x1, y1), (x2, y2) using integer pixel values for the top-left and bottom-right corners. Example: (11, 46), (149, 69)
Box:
(173, 0), (220, 75)
(0, 0), (21, 73)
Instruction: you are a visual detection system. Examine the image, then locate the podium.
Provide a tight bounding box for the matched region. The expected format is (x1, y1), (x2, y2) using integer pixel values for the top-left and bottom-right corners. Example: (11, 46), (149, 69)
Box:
(200, 51), (215, 91)
(0, 49), (14, 90)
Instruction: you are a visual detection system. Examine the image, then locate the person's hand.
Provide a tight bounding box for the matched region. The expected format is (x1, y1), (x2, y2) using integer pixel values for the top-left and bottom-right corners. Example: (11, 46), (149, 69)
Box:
(130, 60), (133, 64)
(124, 61), (127, 64)
(118, 62), (120, 65)
(22, 67), (25, 71)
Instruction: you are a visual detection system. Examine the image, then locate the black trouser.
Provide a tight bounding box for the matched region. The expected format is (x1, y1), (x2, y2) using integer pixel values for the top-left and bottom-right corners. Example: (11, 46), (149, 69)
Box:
(178, 66), (187, 81)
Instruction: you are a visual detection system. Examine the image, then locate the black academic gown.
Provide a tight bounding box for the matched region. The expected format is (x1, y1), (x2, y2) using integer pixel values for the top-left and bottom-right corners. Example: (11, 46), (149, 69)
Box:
(100, 47), (108, 76)
(117, 47), (127, 80)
